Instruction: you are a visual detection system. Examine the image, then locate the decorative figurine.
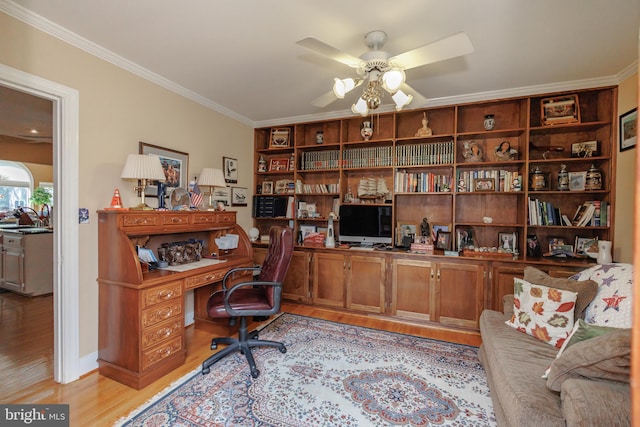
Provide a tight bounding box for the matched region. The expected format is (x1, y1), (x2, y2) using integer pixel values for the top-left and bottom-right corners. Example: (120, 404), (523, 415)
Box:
(462, 141), (483, 162)
(585, 164), (602, 190)
(289, 153), (295, 171)
(484, 114), (495, 131)
(493, 141), (518, 161)
(415, 112), (432, 137)
(258, 155), (267, 172)
(361, 121), (373, 141)
(316, 130), (324, 144)
(557, 164), (569, 191)
(420, 217), (431, 241)
(530, 166), (546, 190)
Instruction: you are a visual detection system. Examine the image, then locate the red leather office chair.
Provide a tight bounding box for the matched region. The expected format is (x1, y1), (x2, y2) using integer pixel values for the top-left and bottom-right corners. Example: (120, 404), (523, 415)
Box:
(201, 226), (294, 378)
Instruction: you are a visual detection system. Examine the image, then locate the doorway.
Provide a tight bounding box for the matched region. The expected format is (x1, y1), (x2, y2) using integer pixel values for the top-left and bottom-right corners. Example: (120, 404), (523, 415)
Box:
(0, 63), (80, 384)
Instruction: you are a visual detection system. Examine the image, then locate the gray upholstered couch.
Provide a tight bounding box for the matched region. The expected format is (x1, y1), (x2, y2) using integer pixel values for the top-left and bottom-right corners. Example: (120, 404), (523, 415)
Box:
(479, 265), (632, 426)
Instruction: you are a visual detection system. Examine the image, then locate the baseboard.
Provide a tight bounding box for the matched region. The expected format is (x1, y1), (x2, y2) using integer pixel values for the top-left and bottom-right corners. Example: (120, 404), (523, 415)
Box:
(78, 351), (99, 377)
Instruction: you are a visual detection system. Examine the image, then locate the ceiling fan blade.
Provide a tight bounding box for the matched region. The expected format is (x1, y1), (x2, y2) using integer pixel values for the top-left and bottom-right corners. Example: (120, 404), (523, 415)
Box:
(401, 83), (428, 108)
(297, 37), (364, 68)
(312, 90), (339, 108)
(390, 32), (474, 71)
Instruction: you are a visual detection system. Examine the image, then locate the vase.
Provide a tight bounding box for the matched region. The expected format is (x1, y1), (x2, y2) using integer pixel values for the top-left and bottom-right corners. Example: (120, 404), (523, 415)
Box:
(316, 130), (324, 144)
(483, 114), (495, 131)
(361, 121), (373, 141)
(597, 240), (612, 264)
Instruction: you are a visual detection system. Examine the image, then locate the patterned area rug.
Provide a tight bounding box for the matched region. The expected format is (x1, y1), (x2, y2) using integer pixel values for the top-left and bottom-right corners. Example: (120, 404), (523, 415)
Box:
(116, 313), (495, 426)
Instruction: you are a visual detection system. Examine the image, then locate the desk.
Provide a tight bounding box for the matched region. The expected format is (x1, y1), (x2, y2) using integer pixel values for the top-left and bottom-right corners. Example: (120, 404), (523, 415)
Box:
(97, 210), (253, 389)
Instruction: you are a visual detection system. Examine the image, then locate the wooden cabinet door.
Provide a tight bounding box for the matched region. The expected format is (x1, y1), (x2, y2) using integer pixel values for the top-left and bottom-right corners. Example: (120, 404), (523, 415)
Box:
(254, 248), (310, 302)
(436, 261), (486, 329)
(3, 245), (23, 292)
(346, 254), (386, 313)
(490, 263), (525, 312)
(312, 252), (345, 307)
(391, 258), (434, 321)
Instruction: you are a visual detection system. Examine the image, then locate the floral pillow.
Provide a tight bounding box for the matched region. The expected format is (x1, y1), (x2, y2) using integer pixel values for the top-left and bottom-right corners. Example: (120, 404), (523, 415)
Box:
(505, 278), (577, 348)
(570, 263), (633, 328)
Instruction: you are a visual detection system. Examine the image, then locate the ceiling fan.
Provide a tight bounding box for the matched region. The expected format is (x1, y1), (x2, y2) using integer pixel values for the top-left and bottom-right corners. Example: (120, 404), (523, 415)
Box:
(297, 30), (474, 116)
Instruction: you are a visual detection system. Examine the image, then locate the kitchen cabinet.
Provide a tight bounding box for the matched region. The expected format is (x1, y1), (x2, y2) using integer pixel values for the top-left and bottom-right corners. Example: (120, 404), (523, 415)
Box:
(0, 231), (53, 296)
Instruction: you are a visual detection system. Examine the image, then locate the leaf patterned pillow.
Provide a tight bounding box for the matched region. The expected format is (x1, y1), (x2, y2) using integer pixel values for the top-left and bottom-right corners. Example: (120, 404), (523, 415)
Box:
(505, 278), (577, 348)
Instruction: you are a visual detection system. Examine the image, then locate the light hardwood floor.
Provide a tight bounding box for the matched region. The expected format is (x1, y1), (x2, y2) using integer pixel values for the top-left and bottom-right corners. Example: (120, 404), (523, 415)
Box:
(0, 292), (480, 426)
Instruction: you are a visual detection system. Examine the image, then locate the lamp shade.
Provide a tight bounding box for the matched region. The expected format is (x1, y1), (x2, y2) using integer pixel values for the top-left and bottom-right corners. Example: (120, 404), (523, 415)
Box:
(351, 97), (368, 116)
(121, 154), (166, 181)
(382, 69), (406, 92)
(198, 168), (226, 187)
(392, 89), (413, 111)
(332, 78), (356, 99)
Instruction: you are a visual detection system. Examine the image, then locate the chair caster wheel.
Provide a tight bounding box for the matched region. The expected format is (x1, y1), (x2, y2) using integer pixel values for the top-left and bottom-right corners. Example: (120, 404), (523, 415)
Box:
(251, 369), (260, 378)
(279, 346), (287, 353)
(202, 367), (210, 375)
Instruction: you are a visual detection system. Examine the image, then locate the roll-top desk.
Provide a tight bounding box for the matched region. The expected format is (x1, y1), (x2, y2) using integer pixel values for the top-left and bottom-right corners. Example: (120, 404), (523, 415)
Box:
(97, 210), (253, 389)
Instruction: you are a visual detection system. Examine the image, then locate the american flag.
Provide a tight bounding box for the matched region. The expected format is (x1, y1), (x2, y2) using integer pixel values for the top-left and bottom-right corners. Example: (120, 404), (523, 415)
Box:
(190, 180), (203, 208)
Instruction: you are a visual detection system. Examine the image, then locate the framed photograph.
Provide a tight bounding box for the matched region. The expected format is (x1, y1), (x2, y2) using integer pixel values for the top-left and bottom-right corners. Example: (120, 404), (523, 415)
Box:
(212, 186), (230, 206)
(299, 225), (317, 240)
(396, 222), (418, 246)
(541, 94), (580, 125)
(435, 231), (452, 250)
(223, 157), (238, 184)
(571, 140), (598, 158)
(261, 181), (273, 195)
(269, 158), (290, 172)
(498, 232), (518, 251)
(231, 187), (248, 206)
(568, 171), (586, 191)
(548, 236), (567, 252)
(619, 107), (637, 152)
(431, 223), (451, 243)
(474, 178), (495, 192)
(139, 142), (189, 196)
(270, 128), (290, 148)
(526, 235), (542, 257)
(574, 236), (595, 254)
(456, 227), (476, 250)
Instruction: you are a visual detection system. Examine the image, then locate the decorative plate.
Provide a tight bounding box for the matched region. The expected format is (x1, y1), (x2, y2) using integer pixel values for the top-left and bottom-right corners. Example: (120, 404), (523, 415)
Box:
(169, 187), (190, 209)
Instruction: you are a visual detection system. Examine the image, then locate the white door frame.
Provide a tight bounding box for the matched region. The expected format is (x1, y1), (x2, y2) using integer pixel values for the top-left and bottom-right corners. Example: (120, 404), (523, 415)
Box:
(0, 63), (80, 383)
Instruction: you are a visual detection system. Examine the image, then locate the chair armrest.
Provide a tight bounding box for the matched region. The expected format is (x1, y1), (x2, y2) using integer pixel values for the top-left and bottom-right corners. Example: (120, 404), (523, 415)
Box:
(503, 294), (514, 317)
(223, 280), (283, 317)
(221, 266), (261, 290)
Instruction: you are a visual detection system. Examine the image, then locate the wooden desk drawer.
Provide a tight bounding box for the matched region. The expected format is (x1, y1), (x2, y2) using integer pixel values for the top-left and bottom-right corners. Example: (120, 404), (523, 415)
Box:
(216, 212), (236, 225)
(185, 269), (227, 290)
(142, 336), (183, 371)
(142, 281), (183, 308)
(122, 214), (158, 227)
(142, 318), (183, 350)
(142, 300), (183, 328)
(162, 214), (190, 226)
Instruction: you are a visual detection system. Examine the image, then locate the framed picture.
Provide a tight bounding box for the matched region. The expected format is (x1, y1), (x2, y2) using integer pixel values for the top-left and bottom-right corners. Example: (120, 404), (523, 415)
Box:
(548, 236), (568, 252)
(456, 227), (476, 250)
(139, 142), (189, 196)
(474, 178), (495, 192)
(223, 157), (238, 184)
(498, 232), (517, 251)
(396, 222), (418, 246)
(431, 223), (451, 243)
(541, 94), (580, 125)
(435, 231), (452, 250)
(270, 128), (290, 148)
(231, 187), (248, 206)
(269, 158), (290, 172)
(574, 235), (595, 254)
(261, 181), (273, 195)
(571, 140), (598, 157)
(568, 171), (586, 191)
(619, 107), (637, 152)
(526, 235), (542, 257)
(212, 186), (230, 206)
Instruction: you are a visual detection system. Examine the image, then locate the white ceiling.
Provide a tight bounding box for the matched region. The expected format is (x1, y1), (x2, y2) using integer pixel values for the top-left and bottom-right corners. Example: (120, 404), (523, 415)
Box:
(2, 0), (640, 129)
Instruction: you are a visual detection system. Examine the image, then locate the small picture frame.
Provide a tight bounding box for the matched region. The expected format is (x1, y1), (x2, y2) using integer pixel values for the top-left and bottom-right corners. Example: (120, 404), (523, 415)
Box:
(541, 94), (580, 125)
(574, 236), (595, 254)
(270, 128), (290, 148)
(223, 157), (238, 184)
(474, 178), (495, 192)
(231, 187), (248, 206)
(456, 227), (476, 251)
(526, 235), (541, 257)
(261, 181), (273, 195)
(435, 231), (452, 250)
(619, 107), (637, 152)
(498, 232), (517, 251)
(548, 236), (567, 252)
(269, 158), (290, 172)
(396, 222), (418, 247)
(568, 171), (586, 191)
(431, 223), (451, 243)
(571, 140), (599, 158)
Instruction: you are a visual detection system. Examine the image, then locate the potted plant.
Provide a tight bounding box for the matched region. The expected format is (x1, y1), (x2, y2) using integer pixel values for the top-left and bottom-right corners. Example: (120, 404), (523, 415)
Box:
(30, 187), (52, 218)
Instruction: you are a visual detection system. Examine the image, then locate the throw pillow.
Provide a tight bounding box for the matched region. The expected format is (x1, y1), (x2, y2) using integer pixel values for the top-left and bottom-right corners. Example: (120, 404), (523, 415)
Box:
(505, 278), (577, 348)
(546, 327), (631, 391)
(570, 263), (633, 328)
(523, 266), (597, 318)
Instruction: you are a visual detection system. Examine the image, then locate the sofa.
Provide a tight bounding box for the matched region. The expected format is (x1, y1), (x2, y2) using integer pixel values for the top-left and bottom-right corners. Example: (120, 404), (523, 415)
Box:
(479, 264), (632, 426)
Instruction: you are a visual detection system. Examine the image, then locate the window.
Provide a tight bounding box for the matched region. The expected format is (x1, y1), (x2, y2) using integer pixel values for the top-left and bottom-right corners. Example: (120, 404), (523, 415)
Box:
(0, 161), (33, 215)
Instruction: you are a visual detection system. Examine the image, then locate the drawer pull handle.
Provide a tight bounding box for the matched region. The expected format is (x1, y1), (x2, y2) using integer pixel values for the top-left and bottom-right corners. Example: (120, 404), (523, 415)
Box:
(159, 308), (174, 319)
(158, 289), (174, 299)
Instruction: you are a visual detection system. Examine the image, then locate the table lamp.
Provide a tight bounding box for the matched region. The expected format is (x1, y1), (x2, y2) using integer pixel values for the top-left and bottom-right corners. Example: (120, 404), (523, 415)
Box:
(198, 167), (226, 210)
(120, 154), (167, 210)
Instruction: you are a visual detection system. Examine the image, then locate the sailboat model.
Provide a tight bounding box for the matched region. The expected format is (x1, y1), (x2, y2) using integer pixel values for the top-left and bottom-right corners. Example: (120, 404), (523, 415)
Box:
(357, 176), (389, 201)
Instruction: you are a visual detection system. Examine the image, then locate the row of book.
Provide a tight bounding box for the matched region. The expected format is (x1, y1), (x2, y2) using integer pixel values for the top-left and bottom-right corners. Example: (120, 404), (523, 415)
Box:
(342, 146), (394, 168)
(394, 170), (453, 193)
(456, 169), (522, 192)
(295, 180), (340, 194)
(395, 141), (454, 166)
(528, 198), (609, 227)
(300, 150), (340, 171)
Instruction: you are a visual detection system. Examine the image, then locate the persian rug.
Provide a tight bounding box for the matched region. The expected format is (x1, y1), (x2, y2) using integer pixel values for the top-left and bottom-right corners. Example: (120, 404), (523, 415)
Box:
(116, 313), (495, 426)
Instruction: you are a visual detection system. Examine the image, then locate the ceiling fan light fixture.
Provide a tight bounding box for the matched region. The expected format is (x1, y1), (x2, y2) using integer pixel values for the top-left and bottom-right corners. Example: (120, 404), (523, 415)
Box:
(382, 69), (405, 92)
(392, 89), (413, 111)
(351, 97), (368, 116)
(332, 78), (356, 99)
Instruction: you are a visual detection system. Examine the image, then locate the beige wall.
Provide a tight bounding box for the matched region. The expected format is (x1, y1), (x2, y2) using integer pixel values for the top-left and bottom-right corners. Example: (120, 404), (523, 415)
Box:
(615, 73), (638, 263)
(1, 12), (254, 357)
